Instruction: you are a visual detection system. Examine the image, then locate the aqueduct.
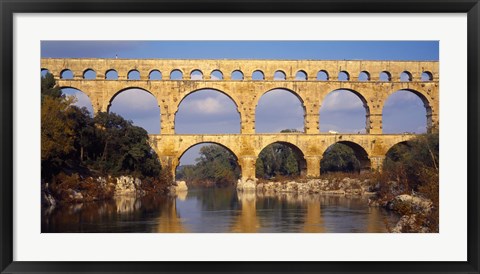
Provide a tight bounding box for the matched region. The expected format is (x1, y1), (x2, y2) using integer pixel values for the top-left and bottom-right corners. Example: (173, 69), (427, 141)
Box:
(41, 58), (439, 182)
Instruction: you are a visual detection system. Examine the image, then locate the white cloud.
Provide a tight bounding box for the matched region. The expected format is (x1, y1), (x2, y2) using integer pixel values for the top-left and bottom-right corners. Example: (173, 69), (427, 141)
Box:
(384, 90), (424, 107)
(321, 90), (363, 112)
(182, 95), (229, 114)
(190, 73), (203, 80)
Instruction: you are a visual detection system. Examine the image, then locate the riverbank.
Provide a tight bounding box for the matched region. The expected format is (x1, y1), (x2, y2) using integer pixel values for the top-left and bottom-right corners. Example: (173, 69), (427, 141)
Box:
(41, 173), (185, 208)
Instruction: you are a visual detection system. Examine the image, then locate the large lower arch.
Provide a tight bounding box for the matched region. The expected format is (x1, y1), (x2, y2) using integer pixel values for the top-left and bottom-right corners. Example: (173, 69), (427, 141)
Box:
(319, 88), (370, 134)
(255, 88), (306, 133)
(59, 87), (94, 115)
(256, 141), (307, 178)
(108, 87), (161, 134)
(175, 142), (241, 183)
(382, 89), (433, 134)
(321, 141), (371, 173)
(174, 88), (241, 134)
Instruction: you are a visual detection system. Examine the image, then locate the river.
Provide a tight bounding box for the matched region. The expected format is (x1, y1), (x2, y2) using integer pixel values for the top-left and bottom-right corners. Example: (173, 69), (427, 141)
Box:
(42, 187), (399, 233)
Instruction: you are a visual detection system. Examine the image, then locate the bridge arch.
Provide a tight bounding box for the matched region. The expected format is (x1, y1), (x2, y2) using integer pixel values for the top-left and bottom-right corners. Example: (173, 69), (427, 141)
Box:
(107, 87), (160, 111)
(231, 70), (244, 80)
(190, 69), (203, 80)
(173, 87), (242, 134)
(273, 70), (286, 80)
(256, 141), (307, 177)
(210, 70), (223, 80)
(358, 71), (370, 81)
(60, 87), (95, 115)
(421, 71), (433, 81)
(148, 69), (162, 80)
(108, 87), (161, 134)
(321, 140), (371, 172)
(295, 70), (308, 80)
(319, 88), (371, 133)
(382, 88), (433, 133)
(83, 68), (96, 79)
(175, 141), (241, 178)
(105, 69), (118, 80)
(400, 71), (413, 82)
(380, 71), (392, 81)
(60, 69), (74, 79)
(255, 88), (306, 133)
(317, 70), (329, 81)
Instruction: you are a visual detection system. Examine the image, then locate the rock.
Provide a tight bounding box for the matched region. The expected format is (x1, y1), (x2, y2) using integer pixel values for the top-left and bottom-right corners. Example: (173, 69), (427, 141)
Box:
(67, 189), (84, 201)
(391, 194), (432, 213)
(115, 176), (138, 196)
(391, 214), (430, 233)
(175, 181), (188, 192)
(42, 191), (56, 207)
(237, 178), (257, 192)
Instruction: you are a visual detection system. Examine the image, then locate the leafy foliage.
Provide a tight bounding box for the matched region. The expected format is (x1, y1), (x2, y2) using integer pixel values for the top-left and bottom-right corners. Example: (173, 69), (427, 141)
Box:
(176, 144), (240, 186)
(320, 143), (361, 174)
(41, 73), (162, 181)
(255, 143), (300, 178)
(381, 133), (439, 232)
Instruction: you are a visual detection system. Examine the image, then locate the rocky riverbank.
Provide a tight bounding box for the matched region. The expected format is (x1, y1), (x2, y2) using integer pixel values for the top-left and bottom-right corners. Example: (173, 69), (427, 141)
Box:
(237, 177), (376, 195)
(42, 174), (187, 208)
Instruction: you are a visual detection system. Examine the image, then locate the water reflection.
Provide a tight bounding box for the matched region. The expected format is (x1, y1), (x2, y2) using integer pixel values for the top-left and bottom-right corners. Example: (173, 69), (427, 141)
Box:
(231, 192), (259, 233)
(42, 187), (398, 233)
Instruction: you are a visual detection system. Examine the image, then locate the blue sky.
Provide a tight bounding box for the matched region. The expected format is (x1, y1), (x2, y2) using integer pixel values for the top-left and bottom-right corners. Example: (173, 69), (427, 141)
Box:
(41, 41), (439, 166)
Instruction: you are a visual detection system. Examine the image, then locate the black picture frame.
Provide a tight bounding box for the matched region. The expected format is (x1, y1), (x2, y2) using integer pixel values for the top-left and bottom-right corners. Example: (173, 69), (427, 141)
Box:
(1, 0), (479, 273)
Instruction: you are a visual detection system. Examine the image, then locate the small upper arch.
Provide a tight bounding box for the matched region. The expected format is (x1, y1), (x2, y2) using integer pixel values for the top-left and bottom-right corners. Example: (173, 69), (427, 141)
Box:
(149, 69), (162, 80)
(252, 70), (265, 81)
(400, 71), (413, 82)
(210, 70), (223, 80)
(379, 71), (392, 81)
(358, 71), (370, 81)
(273, 70), (286, 81)
(83, 68), (96, 80)
(295, 70), (308, 81)
(60, 69), (74, 79)
(421, 71), (434, 81)
(231, 70), (244, 80)
(105, 69), (119, 80)
(170, 69), (184, 80)
(338, 71), (350, 81)
(127, 69), (141, 80)
(317, 70), (329, 81)
(190, 69), (203, 80)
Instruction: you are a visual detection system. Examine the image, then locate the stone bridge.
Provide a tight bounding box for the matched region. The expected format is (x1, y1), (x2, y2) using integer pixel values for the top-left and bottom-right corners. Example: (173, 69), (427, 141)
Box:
(41, 58), (439, 180)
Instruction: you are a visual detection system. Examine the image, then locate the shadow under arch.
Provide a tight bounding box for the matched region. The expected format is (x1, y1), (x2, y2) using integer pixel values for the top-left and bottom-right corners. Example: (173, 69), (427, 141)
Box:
(382, 88), (433, 133)
(174, 88), (241, 134)
(384, 141), (411, 161)
(175, 141), (241, 179)
(256, 141), (307, 177)
(322, 141), (371, 172)
(320, 88), (371, 133)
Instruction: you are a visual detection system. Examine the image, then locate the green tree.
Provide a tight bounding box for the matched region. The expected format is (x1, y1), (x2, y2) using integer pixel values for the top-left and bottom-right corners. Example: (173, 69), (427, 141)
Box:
(320, 143), (361, 174)
(256, 142), (300, 179)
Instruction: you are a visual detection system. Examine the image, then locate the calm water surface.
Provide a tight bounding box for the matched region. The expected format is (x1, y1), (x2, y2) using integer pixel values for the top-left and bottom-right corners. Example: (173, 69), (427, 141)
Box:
(42, 187), (398, 233)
